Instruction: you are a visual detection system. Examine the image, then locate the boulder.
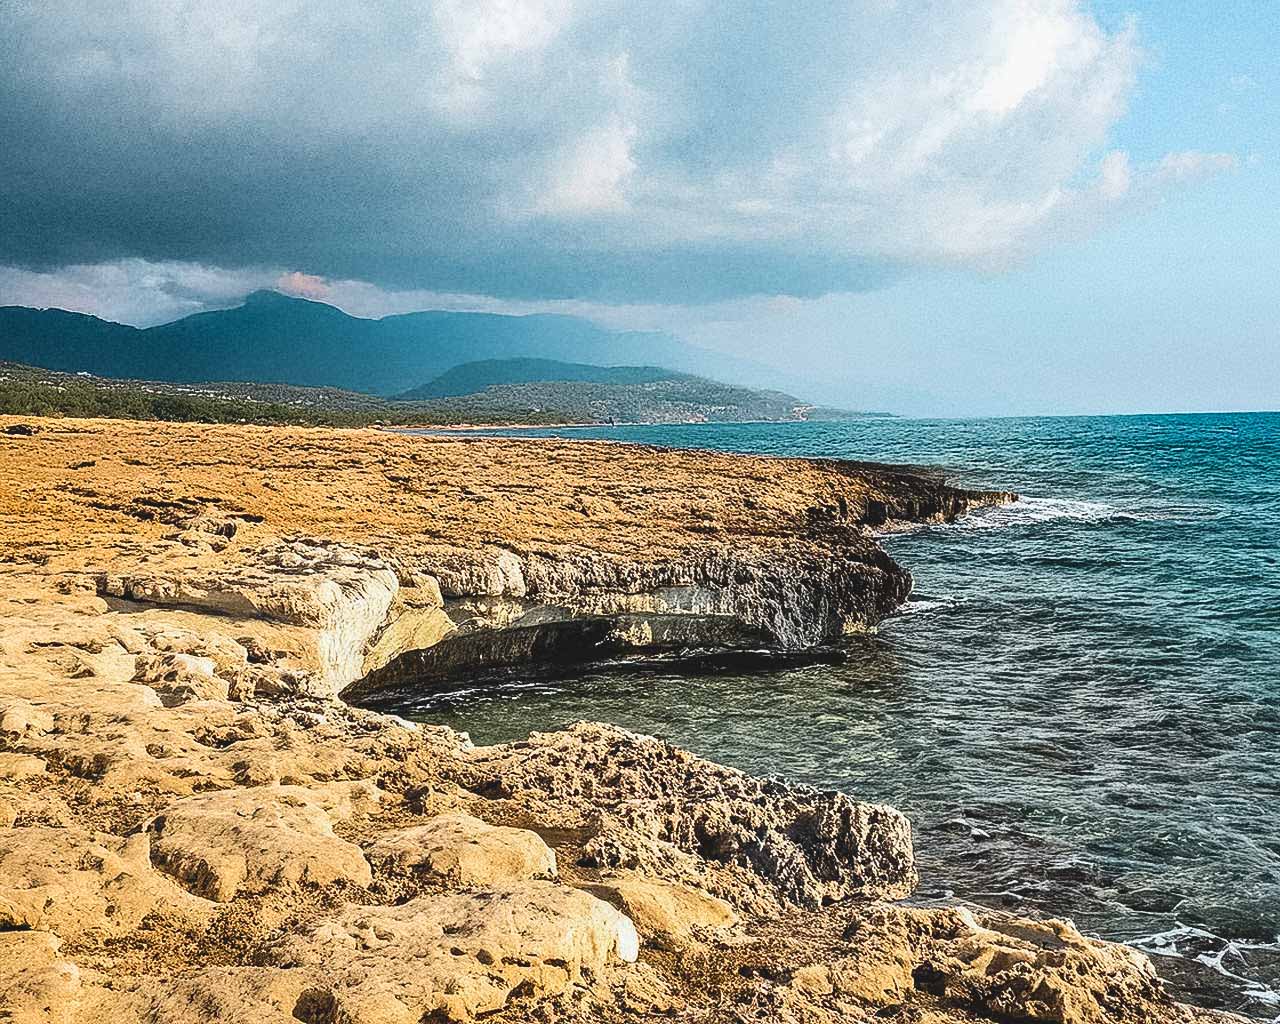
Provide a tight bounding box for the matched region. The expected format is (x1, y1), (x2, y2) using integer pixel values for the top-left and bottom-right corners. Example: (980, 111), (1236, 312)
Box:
(0, 752), (46, 780)
(0, 931), (80, 1024)
(584, 871), (736, 946)
(457, 722), (916, 908)
(274, 882), (639, 1023)
(145, 782), (379, 901)
(0, 698), (55, 737)
(0, 826), (209, 938)
(133, 652), (230, 704)
(364, 812), (556, 886)
(784, 904), (1184, 1024)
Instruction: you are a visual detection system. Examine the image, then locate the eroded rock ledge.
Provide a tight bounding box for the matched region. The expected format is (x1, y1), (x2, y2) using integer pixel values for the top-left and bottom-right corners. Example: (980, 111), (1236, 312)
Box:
(0, 418), (1215, 1023)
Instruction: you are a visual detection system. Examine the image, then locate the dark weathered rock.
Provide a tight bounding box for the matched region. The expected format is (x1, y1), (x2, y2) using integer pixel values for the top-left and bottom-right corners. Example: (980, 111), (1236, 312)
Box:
(452, 722), (918, 908)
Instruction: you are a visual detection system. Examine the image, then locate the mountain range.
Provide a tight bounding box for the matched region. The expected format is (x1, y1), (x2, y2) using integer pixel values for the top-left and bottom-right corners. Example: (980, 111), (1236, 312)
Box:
(0, 290), (787, 398)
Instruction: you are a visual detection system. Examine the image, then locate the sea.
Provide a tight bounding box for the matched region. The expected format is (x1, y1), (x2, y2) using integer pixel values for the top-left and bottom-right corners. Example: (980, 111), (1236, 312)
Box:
(384, 413), (1280, 1018)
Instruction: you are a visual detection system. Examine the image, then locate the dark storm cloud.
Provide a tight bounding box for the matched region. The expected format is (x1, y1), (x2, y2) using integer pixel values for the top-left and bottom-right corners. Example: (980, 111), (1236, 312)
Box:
(1, 1), (1145, 304)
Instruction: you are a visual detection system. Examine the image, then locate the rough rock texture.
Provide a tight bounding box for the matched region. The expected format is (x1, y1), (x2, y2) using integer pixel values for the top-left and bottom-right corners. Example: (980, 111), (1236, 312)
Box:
(0, 417), (1013, 697)
(458, 721), (918, 909)
(780, 903), (1190, 1024)
(584, 872), (737, 946)
(0, 931), (81, 1024)
(0, 826), (210, 938)
(365, 812), (557, 885)
(274, 883), (640, 1023)
(144, 782), (380, 901)
(0, 417), (1215, 1024)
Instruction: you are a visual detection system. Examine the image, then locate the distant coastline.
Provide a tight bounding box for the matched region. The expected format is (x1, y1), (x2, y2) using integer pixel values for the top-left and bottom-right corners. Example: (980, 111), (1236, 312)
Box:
(0, 357), (892, 429)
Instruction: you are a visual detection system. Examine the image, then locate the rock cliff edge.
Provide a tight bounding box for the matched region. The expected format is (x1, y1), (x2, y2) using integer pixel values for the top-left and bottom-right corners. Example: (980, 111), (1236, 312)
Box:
(0, 418), (1212, 1023)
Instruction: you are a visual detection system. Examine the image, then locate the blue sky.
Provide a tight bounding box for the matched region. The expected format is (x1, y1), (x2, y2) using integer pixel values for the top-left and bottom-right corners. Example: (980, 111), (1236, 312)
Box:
(684, 2), (1279, 415)
(0, 2), (1274, 415)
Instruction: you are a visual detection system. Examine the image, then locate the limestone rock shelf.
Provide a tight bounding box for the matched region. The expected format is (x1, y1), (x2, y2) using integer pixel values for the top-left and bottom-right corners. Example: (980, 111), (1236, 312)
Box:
(0, 417), (1213, 1023)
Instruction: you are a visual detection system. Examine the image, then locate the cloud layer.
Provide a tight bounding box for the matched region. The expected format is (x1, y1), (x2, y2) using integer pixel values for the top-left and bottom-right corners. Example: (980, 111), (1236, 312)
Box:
(0, 1), (1232, 305)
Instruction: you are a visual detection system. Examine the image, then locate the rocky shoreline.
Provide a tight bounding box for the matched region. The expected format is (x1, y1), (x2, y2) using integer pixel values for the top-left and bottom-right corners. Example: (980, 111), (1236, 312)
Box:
(0, 417), (1221, 1023)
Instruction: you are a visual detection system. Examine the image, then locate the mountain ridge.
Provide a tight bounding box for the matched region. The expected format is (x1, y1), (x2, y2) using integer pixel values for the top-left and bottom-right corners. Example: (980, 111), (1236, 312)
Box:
(0, 291), (791, 399)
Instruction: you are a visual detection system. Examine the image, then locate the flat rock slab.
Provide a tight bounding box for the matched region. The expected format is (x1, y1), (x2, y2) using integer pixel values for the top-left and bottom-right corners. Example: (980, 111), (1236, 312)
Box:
(0, 827), (209, 939)
(276, 881), (639, 1023)
(0, 931), (81, 1024)
(364, 812), (556, 886)
(145, 781), (379, 901)
(0, 752), (46, 780)
(585, 871), (737, 945)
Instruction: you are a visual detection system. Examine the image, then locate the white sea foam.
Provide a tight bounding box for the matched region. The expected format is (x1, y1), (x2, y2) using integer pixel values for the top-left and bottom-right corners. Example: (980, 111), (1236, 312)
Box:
(932, 495), (1222, 532)
(955, 495), (1124, 529)
(1131, 924), (1280, 1012)
(896, 597), (956, 615)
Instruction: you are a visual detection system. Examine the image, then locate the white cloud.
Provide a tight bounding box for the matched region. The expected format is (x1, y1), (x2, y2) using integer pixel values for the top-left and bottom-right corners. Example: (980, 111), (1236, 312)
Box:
(1155, 150), (1240, 183)
(0, 260), (278, 325)
(535, 118), (637, 215)
(0, 1), (1240, 302)
(1099, 150), (1133, 200)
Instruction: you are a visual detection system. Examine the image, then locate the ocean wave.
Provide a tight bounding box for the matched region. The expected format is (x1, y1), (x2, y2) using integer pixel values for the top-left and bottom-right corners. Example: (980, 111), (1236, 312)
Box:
(1131, 924), (1280, 1011)
(895, 596), (958, 616)
(940, 496), (1222, 531)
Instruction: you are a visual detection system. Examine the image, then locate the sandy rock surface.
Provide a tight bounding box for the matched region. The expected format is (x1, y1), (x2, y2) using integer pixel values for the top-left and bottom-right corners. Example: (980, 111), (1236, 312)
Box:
(0, 417), (1213, 1022)
(365, 811), (557, 885)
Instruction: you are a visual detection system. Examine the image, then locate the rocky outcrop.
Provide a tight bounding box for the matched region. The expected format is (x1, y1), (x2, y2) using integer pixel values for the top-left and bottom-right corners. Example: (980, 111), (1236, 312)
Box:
(781, 903), (1192, 1024)
(364, 812), (558, 886)
(274, 884), (640, 1023)
(1, 418), (1016, 702)
(0, 418), (1213, 1024)
(583, 872), (737, 948)
(144, 781), (381, 901)
(455, 722), (918, 909)
(0, 826), (210, 939)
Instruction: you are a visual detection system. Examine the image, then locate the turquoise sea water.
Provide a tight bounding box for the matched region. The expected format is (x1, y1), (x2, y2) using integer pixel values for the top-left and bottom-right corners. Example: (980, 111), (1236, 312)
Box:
(387, 414), (1280, 1017)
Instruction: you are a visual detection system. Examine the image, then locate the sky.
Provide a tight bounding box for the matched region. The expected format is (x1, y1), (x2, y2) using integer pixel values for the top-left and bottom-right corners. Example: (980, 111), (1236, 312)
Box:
(0, 1), (1275, 416)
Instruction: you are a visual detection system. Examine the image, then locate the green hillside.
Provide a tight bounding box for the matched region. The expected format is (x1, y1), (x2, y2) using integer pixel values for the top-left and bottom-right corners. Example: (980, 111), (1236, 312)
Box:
(399, 358), (691, 399)
(0, 360), (871, 427)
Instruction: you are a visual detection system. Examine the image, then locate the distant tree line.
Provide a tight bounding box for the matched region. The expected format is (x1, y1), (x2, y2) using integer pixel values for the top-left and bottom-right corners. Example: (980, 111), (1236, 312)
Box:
(0, 379), (575, 427)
